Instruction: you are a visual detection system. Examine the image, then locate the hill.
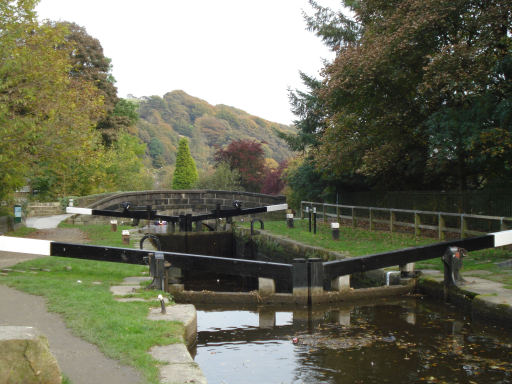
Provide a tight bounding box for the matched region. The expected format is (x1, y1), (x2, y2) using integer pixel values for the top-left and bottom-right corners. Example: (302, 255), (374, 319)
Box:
(128, 90), (295, 170)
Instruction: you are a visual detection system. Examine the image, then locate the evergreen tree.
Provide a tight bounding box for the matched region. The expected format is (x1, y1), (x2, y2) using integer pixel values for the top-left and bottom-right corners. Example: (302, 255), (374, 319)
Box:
(172, 138), (198, 189)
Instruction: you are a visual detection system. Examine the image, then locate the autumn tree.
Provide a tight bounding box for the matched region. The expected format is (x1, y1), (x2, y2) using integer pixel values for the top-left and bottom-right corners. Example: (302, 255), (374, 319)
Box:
(295, 0), (512, 192)
(261, 161), (287, 195)
(56, 21), (139, 146)
(214, 140), (266, 192)
(172, 138), (198, 189)
(0, 0), (105, 200)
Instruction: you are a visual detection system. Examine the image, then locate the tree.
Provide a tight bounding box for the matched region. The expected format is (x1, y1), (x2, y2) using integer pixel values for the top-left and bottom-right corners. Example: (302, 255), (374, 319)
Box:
(214, 140), (266, 192)
(300, 0), (512, 191)
(0, 1), (105, 200)
(56, 21), (129, 145)
(196, 162), (244, 191)
(172, 138), (198, 189)
(261, 161), (287, 195)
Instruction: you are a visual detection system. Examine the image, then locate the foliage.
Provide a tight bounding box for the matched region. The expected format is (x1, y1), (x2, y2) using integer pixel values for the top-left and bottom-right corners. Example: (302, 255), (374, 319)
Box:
(309, 0), (512, 191)
(172, 137), (198, 189)
(101, 133), (153, 192)
(283, 157), (329, 209)
(214, 139), (266, 192)
(55, 21), (123, 145)
(261, 161), (287, 195)
(135, 90), (295, 171)
(0, 2), (105, 201)
(196, 162), (244, 191)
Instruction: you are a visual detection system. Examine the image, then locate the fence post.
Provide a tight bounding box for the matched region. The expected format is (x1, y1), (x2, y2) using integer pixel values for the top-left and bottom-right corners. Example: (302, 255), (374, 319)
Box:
(313, 207), (317, 234)
(438, 214), (445, 240)
(369, 208), (374, 231)
(323, 204), (326, 223)
(301, 202), (304, 220)
(336, 205), (340, 223)
(501, 218), (507, 231)
(352, 207), (356, 228)
(460, 214), (467, 238)
(414, 212), (421, 237)
(390, 210), (395, 233)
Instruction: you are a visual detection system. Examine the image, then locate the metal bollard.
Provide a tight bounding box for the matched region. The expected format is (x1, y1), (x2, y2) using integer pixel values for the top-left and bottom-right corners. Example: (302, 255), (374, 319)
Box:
(155, 252), (165, 291)
(122, 230), (130, 244)
(331, 222), (340, 240)
(287, 213), (294, 228)
(442, 246), (467, 287)
(158, 294), (166, 314)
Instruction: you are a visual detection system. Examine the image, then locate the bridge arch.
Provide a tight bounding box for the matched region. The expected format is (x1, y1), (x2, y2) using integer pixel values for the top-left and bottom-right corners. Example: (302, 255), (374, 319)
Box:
(87, 190), (285, 215)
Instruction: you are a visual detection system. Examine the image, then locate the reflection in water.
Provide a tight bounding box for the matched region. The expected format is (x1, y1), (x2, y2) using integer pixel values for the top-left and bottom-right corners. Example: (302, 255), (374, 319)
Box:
(194, 298), (512, 384)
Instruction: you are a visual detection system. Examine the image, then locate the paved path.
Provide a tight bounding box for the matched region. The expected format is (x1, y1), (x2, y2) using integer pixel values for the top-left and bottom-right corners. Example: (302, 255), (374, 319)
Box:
(0, 285), (143, 384)
(0, 215), (144, 384)
(26, 214), (73, 229)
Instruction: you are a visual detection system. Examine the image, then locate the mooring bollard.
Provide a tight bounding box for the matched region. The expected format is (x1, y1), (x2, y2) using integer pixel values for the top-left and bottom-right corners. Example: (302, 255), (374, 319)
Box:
(158, 294), (166, 314)
(122, 229), (130, 244)
(287, 213), (294, 228)
(110, 220), (118, 232)
(331, 222), (340, 240)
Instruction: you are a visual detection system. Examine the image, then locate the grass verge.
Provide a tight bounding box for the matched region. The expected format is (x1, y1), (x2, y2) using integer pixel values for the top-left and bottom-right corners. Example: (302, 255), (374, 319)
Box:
(243, 219), (436, 256)
(59, 222), (137, 248)
(243, 219), (512, 287)
(0, 223), (184, 384)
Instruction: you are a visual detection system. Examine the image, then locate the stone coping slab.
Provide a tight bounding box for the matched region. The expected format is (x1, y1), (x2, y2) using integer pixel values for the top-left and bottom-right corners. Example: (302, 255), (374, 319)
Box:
(147, 305), (204, 383)
(0, 326), (62, 384)
(418, 271), (512, 327)
(148, 304), (197, 347)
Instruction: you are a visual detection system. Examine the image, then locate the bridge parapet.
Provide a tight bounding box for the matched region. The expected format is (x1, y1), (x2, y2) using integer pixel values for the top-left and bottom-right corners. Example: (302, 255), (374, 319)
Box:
(70, 190), (285, 224)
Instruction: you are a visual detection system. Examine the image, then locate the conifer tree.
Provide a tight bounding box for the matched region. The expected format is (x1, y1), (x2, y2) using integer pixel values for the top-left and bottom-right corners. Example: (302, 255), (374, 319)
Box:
(172, 138), (198, 189)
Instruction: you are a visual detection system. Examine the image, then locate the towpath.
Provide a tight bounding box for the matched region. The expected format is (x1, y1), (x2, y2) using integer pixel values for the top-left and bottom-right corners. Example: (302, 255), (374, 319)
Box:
(0, 215), (143, 384)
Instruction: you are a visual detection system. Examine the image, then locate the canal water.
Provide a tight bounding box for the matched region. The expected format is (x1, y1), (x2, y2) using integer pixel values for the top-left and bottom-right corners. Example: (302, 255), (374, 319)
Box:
(192, 297), (512, 384)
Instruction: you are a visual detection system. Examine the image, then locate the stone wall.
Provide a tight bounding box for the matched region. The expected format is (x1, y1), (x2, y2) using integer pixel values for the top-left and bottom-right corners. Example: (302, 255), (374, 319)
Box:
(90, 190), (285, 212)
(69, 190), (286, 225)
(26, 202), (63, 217)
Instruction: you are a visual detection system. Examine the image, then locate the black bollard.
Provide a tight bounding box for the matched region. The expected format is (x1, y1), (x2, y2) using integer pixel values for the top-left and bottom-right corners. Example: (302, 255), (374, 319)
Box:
(331, 222), (340, 240)
(287, 213), (294, 228)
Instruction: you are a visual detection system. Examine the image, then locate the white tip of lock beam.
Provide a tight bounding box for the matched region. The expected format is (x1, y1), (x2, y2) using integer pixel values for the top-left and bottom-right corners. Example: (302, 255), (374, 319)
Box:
(66, 207), (93, 215)
(0, 236), (52, 256)
(266, 203), (288, 212)
(492, 230), (512, 247)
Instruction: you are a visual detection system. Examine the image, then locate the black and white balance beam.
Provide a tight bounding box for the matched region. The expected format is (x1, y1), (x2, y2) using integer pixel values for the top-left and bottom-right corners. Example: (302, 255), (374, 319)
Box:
(66, 203), (288, 222)
(1, 228), (511, 260)
(0, 235), (294, 281)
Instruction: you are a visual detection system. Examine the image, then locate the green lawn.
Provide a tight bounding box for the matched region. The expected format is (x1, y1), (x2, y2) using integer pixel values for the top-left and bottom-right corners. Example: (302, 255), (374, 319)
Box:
(59, 222), (138, 247)
(244, 219), (512, 288)
(243, 219), (436, 256)
(1, 224), (182, 384)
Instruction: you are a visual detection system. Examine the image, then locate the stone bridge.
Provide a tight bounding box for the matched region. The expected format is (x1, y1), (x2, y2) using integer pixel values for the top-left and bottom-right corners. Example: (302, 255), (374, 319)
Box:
(71, 190), (286, 224)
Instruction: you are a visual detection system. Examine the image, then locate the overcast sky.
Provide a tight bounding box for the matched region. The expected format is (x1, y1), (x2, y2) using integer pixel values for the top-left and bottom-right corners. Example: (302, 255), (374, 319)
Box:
(36, 0), (340, 125)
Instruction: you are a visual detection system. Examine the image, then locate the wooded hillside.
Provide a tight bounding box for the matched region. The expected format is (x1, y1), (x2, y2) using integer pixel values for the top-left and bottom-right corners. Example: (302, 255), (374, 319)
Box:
(130, 90), (295, 170)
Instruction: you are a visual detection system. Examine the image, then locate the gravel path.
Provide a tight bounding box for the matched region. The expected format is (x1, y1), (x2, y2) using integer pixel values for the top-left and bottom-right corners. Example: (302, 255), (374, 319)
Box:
(0, 219), (144, 384)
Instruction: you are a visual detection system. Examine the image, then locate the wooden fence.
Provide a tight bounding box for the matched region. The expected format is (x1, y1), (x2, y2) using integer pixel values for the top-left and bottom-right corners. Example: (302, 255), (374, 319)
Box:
(300, 201), (512, 240)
